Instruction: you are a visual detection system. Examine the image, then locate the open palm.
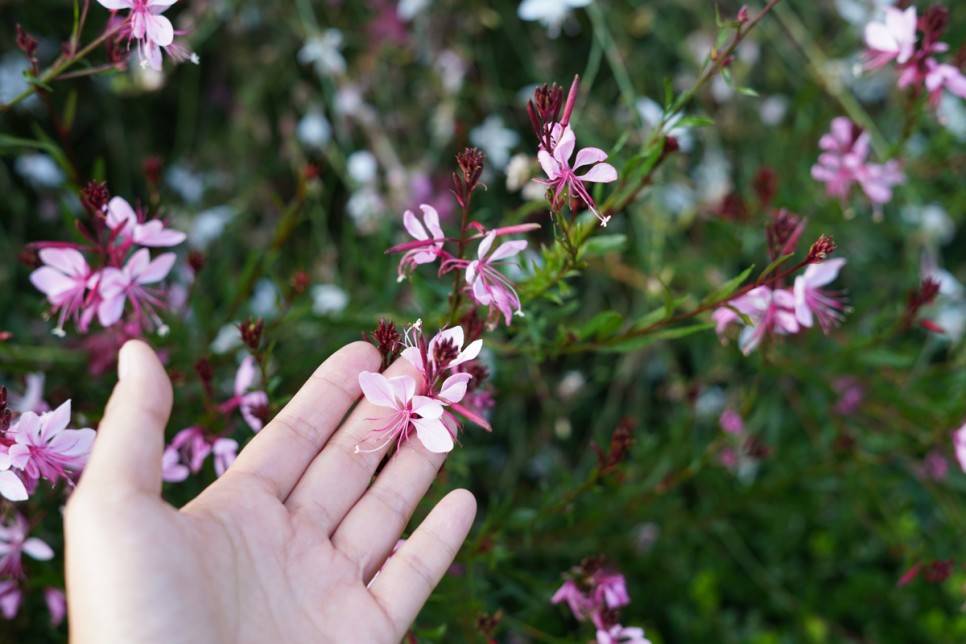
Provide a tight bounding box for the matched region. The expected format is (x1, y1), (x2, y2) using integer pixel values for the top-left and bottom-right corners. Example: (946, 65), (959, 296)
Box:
(65, 340), (476, 643)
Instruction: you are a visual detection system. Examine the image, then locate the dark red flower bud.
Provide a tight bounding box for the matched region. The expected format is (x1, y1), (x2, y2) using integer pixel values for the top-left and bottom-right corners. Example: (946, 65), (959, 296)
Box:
(805, 235), (837, 263)
(238, 316), (264, 352)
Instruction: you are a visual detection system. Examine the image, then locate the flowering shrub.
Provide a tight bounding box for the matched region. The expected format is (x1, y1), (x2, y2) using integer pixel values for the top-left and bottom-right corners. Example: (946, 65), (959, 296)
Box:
(3, 0), (966, 640)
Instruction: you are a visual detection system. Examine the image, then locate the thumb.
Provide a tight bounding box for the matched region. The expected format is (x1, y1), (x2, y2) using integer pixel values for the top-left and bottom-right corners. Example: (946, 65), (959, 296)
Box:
(81, 340), (173, 494)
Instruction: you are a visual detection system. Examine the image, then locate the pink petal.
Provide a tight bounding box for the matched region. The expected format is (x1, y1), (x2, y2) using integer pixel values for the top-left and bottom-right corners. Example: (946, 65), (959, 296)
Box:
(554, 125), (577, 165)
(241, 391), (269, 431)
(38, 248), (88, 278)
(0, 472), (28, 502)
(477, 232), (496, 259)
(573, 147), (608, 171)
(576, 162), (618, 183)
(537, 149), (560, 180)
(22, 538), (54, 561)
(145, 14), (174, 47)
(359, 371), (401, 409)
(400, 346), (424, 372)
(412, 417), (454, 453)
(96, 0), (133, 9)
(437, 373), (472, 404)
(451, 338), (482, 368)
(803, 258), (846, 288)
(97, 293), (126, 327)
(403, 209), (428, 240)
(136, 252), (176, 284)
(29, 267), (78, 300)
(488, 239), (527, 262)
(411, 395), (443, 419)
(106, 196), (137, 232)
(419, 204), (444, 239)
(134, 221), (187, 247)
(234, 356), (257, 395)
(42, 400), (72, 438)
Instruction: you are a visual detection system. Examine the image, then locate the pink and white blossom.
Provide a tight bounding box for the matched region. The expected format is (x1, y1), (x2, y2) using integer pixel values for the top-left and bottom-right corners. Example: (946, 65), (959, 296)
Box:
(169, 426), (211, 473)
(464, 232), (528, 326)
(161, 445), (190, 483)
(357, 371), (454, 453)
(712, 286), (800, 355)
(401, 325), (482, 375)
(810, 117), (904, 206)
(864, 6), (917, 69)
(396, 204), (446, 282)
(218, 356), (269, 432)
(596, 624), (653, 644)
(953, 422), (966, 473)
(44, 587), (66, 626)
(793, 258), (848, 332)
(97, 0), (180, 71)
(5, 400), (94, 486)
(8, 373), (50, 415)
(29, 248), (98, 336)
(0, 512), (54, 579)
(924, 60), (966, 108)
(0, 581), (21, 620)
(212, 437), (238, 477)
(105, 196), (187, 247)
(97, 247), (176, 331)
(536, 124), (618, 226)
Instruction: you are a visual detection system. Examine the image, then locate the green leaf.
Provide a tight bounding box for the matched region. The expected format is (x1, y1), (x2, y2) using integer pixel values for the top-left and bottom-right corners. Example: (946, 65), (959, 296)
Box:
(736, 85), (760, 97)
(757, 253), (795, 282)
(579, 310), (624, 340)
(858, 350), (915, 369)
(582, 233), (626, 258)
(674, 115), (715, 129)
(702, 265), (754, 305)
(598, 322), (716, 353)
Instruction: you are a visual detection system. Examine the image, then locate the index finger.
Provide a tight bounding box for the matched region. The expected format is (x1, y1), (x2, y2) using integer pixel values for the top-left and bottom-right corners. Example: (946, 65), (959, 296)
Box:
(224, 341), (380, 500)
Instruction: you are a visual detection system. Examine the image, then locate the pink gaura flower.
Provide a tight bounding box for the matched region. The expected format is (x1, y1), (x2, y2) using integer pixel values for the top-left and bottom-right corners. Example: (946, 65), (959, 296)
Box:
(793, 258), (848, 332)
(536, 124), (618, 226)
(864, 6), (917, 69)
(596, 624), (653, 644)
(396, 204), (445, 282)
(212, 437), (238, 477)
(593, 570), (630, 611)
(161, 445), (190, 483)
(105, 196), (187, 247)
(401, 325), (482, 376)
(712, 286), (800, 355)
(97, 0), (178, 71)
(0, 581), (21, 620)
(29, 248), (98, 336)
(218, 356), (269, 432)
(5, 400), (94, 486)
(44, 587), (66, 626)
(810, 117), (904, 206)
(924, 59), (966, 108)
(97, 247), (176, 332)
(0, 512), (54, 579)
(464, 231), (528, 326)
(719, 408), (744, 435)
(357, 371), (454, 453)
(920, 449), (948, 481)
(551, 579), (595, 621)
(8, 373), (50, 415)
(953, 422), (966, 473)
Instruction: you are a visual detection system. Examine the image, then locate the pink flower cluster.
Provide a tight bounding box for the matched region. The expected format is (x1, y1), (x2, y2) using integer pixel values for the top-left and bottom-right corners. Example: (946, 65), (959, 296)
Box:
(0, 512), (64, 623)
(552, 559), (651, 644)
(810, 118), (904, 206)
(953, 422), (966, 474)
(0, 399), (94, 503)
(30, 194), (185, 336)
(97, 0), (198, 71)
(713, 258), (848, 355)
(161, 357), (268, 482)
(357, 322), (490, 454)
(536, 123), (618, 227)
(392, 204), (537, 327)
(864, 5), (966, 109)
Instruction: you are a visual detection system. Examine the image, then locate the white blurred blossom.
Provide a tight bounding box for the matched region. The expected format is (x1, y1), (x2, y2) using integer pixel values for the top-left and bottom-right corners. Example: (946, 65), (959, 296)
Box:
(902, 204), (955, 246)
(211, 323), (243, 354)
(347, 150), (379, 186)
(346, 187), (386, 234)
(310, 284), (349, 316)
(518, 0), (592, 38)
(298, 30), (346, 76)
(636, 97), (693, 151)
(250, 279), (280, 318)
(189, 205), (236, 248)
(297, 109), (332, 150)
(469, 115), (520, 171)
(15, 154), (65, 189)
(397, 0), (429, 21)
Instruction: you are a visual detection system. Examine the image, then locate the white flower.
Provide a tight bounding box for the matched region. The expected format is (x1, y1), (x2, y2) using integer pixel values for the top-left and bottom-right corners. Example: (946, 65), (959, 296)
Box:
(347, 151), (379, 186)
(469, 115), (520, 171)
(902, 204), (955, 246)
(310, 284), (349, 316)
(15, 154), (65, 189)
(249, 279), (279, 318)
(397, 0), (429, 21)
(210, 323), (243, 354)
(346, 188), (386, 234)
(297, 109), (332, 150)
(298, 29), (346, 76)
(165, 163), (205, 204)
(189, 205), (236, 248)
(518, 0), (592, 38)
(635, 97), (693, 152)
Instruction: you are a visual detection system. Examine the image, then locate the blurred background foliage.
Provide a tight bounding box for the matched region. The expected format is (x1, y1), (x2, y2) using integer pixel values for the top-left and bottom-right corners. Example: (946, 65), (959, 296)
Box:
(3, 0), (966, 641)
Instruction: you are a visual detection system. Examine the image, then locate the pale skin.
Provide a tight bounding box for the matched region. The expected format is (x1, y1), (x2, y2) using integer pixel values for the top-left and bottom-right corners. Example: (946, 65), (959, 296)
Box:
(64, 340), (476, 643)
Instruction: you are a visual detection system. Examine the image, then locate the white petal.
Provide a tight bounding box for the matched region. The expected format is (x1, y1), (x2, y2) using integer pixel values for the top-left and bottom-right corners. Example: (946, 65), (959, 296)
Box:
(412, 417), (454, 453)
(359, 371), (399, 409)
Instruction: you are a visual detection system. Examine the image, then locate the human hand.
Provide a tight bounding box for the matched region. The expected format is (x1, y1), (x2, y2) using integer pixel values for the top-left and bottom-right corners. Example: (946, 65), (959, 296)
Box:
(65, 340), (476, 643)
